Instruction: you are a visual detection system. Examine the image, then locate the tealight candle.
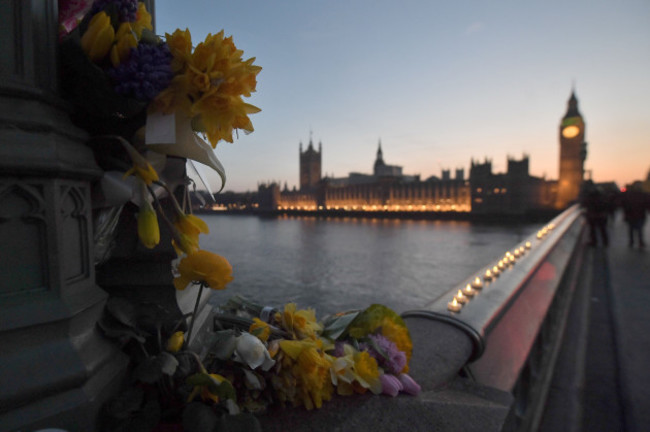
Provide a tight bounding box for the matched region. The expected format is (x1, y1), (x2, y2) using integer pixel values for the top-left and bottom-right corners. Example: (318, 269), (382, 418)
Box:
(471, 276), (483, 289)
(484, 269), (493, 280)
(519, 246), (525, 254)
(498, 260), (506, 270)
(514, 249), (521, 257)
(462, 284), (476, 297)
(447, 298), (462, 312)
(455, 290), (468, 304)
(537, 231), (543, 239)
(525, 241), (532, 249)
(492, 265), (500, 275)
(508, 255), (516, 263)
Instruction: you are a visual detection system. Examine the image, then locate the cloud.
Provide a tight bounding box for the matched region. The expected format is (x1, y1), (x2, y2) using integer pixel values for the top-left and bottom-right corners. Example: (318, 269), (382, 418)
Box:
(465, 22), (485, 36)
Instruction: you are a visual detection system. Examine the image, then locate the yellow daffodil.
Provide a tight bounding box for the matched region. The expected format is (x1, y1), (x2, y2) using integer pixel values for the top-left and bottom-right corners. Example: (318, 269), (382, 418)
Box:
(173, 250), (233, 291)
(277, 339), (333, 410)
(121, 141), (159, 185)
(164, 28), (193, 73)
(166, 331), (184, 353)
(132, 2), (153, 38)
(110, 22), (138, 67)
(329, 344), (382, 396)
(152, 29), (262, 148)
(81, 11), (115, 62)
(275, 303), (322, 340)
(137, 198), (160, 249)
(249, 318), (271, 342)
(170, 212), (209, 256)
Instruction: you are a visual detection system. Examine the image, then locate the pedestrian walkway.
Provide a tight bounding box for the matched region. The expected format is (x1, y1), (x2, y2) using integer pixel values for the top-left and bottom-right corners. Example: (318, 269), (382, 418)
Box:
(540, 212), (650, 431)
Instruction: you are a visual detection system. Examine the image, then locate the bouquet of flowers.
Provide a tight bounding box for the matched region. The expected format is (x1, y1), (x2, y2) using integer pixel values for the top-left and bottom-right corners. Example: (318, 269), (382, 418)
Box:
(99, 294), (420, 430)
(58, 0), (261, 261)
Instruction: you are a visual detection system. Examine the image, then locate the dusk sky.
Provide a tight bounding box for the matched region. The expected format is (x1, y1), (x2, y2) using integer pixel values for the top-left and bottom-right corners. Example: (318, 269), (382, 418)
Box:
(156, 0), (650, 193)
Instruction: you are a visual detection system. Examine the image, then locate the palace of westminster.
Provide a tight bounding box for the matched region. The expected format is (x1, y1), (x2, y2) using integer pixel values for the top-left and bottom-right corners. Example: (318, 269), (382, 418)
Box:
(252, 91), (588, 215)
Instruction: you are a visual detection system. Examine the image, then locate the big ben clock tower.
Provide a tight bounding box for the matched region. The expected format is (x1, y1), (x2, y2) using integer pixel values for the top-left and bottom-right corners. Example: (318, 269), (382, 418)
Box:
(556, 91), (587, 209)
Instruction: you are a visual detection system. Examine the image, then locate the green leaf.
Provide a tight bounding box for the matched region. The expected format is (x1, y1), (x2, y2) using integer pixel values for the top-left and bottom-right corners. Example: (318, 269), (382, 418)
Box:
(186, 373), (237, 401)
(321, 310), (360, 340)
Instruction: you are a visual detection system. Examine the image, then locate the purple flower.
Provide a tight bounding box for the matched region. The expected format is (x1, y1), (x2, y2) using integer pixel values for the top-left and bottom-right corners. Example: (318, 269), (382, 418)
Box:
(332, 341), (346, 357)
(91, 0), (138, 22)
(363, 333), (407, 375)
(108, 43), (173, 101)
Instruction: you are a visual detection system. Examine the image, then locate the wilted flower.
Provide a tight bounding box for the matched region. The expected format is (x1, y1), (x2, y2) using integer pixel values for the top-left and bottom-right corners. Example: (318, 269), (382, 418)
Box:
(171, 212), (209, 256)
(173, 250), (233, 291)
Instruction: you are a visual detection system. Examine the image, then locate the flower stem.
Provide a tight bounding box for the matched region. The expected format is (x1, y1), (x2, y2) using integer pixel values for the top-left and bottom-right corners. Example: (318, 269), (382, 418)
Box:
(185, 282), (205, 348)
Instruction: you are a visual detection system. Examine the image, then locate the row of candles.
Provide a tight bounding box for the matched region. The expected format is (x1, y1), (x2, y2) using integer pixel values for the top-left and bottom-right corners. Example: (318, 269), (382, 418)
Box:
(447, 221), (556, 312)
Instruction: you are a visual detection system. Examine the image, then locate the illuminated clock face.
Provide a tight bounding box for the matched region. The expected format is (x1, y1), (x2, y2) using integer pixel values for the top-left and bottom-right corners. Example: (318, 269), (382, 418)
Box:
(562, 125), (580, 138)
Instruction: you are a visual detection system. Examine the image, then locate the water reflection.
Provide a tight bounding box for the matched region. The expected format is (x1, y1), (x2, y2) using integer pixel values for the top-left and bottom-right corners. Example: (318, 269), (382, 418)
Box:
(203, 214), (541, 316)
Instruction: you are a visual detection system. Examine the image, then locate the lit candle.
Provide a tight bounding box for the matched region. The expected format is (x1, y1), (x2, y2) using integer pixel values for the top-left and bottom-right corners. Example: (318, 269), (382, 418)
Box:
(447, 297), (462, 312)
(537, 231), (543, 239)
(514, 249), (521, 258)
(525, 241), (532, 249)
(462, 284), (476, 297)
(498, 260), (506, 270)
(455, 290), (468, 304)
(508, 255), (516, 264)
(548, 223), (555, 230)
(492, 265), (500, 275)
(484, 269), (493, 280)
(471, 276), (483, 289)
(519, 246), (525, 254)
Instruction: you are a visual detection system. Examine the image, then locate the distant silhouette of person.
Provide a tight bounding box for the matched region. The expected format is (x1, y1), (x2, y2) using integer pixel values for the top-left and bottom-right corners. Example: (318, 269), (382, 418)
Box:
(622, 182), (648, 248)
(580, 181), (609, 247)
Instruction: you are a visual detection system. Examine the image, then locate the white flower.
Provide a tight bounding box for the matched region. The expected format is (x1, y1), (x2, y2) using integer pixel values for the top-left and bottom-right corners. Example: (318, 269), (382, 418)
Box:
(233, 332), (275, 371)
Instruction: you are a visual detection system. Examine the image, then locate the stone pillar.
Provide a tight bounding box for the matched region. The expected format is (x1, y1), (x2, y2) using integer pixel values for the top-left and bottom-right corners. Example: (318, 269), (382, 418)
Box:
(0, 1), (128, 430)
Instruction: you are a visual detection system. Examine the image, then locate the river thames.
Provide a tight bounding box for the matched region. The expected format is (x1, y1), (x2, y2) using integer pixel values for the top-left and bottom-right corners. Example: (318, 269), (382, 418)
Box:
(202, 214), (542, 316)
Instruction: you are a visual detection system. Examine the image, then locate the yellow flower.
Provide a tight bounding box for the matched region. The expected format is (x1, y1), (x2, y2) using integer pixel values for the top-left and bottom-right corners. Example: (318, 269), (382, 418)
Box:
(152, 30), (262, 148)
(173, 250), (233, 291)
(121, 141), (159, 186)
(329, 344), (382, 395)
(275, 303), (322, 340)
(166, 331), (184, 353)
(164, 28), (193, 73)
(171, 212), (209, 256)
(137, 199), (159, 249)
(81, 11), (115, 62)
(249, 318), (271, 342)
(352, 351), (382, 394)
(277, 339), (333, 410)
(187, 373), (228, 404)
(380, 318), (413, 373)
(110, 22), (138, 67)
(132, 2), (153, 38)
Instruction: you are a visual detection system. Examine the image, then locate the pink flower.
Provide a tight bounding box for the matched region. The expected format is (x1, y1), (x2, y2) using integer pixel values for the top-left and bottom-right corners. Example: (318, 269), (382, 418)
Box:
(398, 373), (421, 396)
(380, 374), (403, 397)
